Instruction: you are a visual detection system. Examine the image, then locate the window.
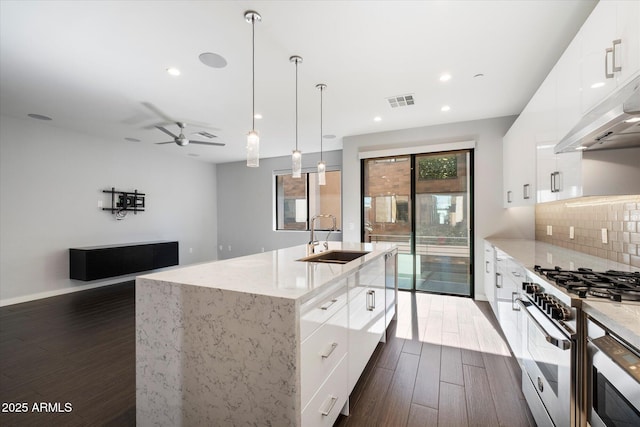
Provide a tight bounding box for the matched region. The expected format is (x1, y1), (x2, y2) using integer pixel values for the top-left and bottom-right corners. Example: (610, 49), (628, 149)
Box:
(276, 170), (342, 231)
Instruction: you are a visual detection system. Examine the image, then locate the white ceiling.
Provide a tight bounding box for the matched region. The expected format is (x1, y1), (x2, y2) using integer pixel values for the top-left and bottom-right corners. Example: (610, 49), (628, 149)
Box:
(0, 0), (597, 164)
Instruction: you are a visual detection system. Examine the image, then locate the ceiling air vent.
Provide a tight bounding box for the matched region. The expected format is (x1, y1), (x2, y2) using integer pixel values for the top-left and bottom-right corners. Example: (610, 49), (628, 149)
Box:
(197, 131), (217, 139)
(387, 94), (415, 108)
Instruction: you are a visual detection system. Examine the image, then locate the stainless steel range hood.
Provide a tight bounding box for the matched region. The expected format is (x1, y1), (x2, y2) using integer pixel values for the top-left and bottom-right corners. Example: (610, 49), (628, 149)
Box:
(554, 75), (640, 153)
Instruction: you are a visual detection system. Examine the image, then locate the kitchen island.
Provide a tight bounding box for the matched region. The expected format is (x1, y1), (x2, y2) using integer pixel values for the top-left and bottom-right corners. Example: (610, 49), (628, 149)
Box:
(135, 242), (397, 427)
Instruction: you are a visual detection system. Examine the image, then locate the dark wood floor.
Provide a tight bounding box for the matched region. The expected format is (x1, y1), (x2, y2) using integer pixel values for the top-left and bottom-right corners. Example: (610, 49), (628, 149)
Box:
(0, 283), (533, 427)
(335, 292), (535, 427)
(0, 282), (135, 426)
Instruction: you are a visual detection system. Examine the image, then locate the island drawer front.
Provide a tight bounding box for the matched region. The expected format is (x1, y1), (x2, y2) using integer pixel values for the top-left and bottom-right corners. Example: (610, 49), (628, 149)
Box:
(300, 279), (348, 342)
(302, 354), (348, 427)
(301, 304), (348, 408)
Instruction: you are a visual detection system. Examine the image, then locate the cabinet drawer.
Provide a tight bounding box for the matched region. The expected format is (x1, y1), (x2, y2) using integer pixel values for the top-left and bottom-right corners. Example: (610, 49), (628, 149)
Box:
(301, 305), (348, 408)
(302, 354), (348, 427)
(300, 279), (348, 342)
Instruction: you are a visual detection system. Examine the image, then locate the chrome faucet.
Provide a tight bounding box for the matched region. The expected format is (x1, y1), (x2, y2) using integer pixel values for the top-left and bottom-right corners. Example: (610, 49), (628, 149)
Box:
(308, 214), (336, 254)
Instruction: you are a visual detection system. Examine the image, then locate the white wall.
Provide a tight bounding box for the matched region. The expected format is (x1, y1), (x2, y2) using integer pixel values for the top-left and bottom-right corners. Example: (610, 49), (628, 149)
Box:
(0, 115), (218, 305)
(216, 150), (342, 259)
(341, 116), (535, 300)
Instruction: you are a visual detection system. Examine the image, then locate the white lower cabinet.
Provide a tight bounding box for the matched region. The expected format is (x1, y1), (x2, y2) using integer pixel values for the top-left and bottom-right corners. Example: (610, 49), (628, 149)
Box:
(494, 249), (525, 365)
(348, 257), (386, 393)
(302, 354), (349, 427)
(301, 304), (348, 408)
(300, 250), (397, 425)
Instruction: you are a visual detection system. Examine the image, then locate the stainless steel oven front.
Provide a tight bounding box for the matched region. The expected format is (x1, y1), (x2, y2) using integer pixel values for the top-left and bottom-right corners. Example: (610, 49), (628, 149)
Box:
(586, 318), (640, 427)
(519, 296), (574, 426)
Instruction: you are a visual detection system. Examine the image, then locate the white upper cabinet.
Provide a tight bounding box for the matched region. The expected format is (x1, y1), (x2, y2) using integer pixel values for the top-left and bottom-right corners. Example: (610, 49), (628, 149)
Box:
(581, 1), (640, 114)
(615, 0), (640, 86)
(505, 0), (639, 205)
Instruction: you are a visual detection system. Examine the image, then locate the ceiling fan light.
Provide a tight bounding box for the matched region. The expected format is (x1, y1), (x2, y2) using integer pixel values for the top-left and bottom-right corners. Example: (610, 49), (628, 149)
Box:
(247, 130), (259, 167)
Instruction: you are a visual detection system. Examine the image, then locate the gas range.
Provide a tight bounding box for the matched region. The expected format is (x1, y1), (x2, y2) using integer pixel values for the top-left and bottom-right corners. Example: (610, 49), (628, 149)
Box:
(533, 266), (640, 302)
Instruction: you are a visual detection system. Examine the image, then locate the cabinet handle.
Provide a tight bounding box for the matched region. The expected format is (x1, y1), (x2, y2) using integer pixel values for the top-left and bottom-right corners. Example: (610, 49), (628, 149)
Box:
(496, 272), (502, 288)
(550, 171), (561, 193)
(366, 289), (375, 311)
(321, 342), (338, 359)
(612, 39), (622, 73)
(512, 271), (521, 277)
(320, 298), (338, 311)
(485, 261), (490, 274)
(523, 184), (530, 200)
(512, 292), (521, 311)
(605, 46), (614, 79)
(507, 191), (513, 203)
(320, 395), (338, 416)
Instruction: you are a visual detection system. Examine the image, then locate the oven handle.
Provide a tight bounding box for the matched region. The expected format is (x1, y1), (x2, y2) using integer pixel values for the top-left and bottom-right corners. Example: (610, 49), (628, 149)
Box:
(516, 298), (571, 350)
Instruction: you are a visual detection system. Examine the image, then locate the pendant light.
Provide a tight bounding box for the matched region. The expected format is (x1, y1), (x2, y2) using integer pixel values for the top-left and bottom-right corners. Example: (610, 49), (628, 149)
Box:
(245, 10), (261, 167)
(290, 55), (303, 178)
(316, 83), (327, 185)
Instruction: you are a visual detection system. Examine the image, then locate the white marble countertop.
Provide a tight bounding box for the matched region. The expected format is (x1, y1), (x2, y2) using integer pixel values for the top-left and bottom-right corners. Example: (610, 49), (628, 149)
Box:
(485, 238), (639, 273)
(137, 241), (395, 303)
(486, 237), (640, 349)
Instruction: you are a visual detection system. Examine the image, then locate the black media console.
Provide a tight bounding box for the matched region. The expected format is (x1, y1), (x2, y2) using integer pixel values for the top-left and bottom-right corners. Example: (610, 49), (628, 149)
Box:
(69, 241), (178, 281)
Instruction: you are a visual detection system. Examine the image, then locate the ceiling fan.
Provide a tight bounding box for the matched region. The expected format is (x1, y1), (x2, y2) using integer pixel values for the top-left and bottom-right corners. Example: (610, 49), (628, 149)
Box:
(155, 122), (225, 147)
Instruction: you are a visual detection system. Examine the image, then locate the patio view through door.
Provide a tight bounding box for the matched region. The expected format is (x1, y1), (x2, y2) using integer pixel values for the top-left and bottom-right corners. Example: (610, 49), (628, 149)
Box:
(362, 150), (473, 296)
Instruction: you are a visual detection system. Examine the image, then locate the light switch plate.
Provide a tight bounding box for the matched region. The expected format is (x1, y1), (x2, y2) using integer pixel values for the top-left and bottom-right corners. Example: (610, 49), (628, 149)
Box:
(569, 226), (574, 239)
(547, 225), (553, 236)
(601, 228), (608, 244)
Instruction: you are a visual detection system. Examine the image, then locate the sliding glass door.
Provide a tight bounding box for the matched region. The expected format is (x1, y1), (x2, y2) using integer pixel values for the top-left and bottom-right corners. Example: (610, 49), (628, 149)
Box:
(362, 150), (473, 296)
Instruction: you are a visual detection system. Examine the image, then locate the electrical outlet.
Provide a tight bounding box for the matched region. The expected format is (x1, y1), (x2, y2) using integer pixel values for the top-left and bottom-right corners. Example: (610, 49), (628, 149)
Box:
(569, 226), (574, 239)
(97, 200), (103, 208)
(228, 245), (232, 252)
(546, 225), (553, 236)
(547, 252), (553, 264)
(219, 245), (223, 251)
(261, 247), (265, 252)
(189, 247), (193, 254)
(601, 228), (608, 244)
(569, 261), (575, 270)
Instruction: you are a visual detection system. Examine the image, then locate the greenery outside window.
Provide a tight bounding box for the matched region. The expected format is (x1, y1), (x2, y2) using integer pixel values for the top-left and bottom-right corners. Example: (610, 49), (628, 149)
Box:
(276, 170), (342, 231)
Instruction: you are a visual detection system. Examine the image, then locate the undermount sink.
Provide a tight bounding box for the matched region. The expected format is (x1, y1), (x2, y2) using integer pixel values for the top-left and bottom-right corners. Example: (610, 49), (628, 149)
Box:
(297, 250), (370, 264)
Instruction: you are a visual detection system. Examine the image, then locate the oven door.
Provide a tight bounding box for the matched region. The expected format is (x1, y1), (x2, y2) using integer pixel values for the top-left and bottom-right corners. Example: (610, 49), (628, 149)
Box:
(588, 341), (640, 427)
(518, 299), (572, 427)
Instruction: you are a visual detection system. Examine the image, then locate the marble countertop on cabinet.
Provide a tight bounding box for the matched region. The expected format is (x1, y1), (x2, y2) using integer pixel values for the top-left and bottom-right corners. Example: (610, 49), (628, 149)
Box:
(137, 241), (395, 304)
(485, 237), (640, 349)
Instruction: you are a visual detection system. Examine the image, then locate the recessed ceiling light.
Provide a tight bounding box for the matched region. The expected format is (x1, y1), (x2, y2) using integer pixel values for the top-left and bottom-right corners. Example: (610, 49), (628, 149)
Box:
(124, 137), (141, 142)
(624, 117), (640, 123)
(439, 73), (452, 82)
(166, 67), (181, 76)
(323, 134), (336, 139)
(591, 82), (605, 89)
(441, 105), (451, 112)
(254, 113), (262, 119)
(199, 52), (228, 69)
(27, 113), (52, 120)
(374, 116), (382, 122)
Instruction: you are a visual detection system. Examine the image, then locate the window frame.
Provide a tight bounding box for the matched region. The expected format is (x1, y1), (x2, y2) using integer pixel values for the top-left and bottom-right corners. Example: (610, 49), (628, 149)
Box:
(273, 167), (342, 232)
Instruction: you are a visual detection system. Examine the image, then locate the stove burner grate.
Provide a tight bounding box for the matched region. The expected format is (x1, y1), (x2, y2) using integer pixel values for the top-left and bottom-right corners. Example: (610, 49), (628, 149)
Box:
(534, 265), (640, 301)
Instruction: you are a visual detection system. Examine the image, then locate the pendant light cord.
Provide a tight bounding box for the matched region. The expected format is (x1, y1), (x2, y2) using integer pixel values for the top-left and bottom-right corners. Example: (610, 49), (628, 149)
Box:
(320, 85), (323, 161)
(295, 59), (298, 151)
(251, 17), (255, 131)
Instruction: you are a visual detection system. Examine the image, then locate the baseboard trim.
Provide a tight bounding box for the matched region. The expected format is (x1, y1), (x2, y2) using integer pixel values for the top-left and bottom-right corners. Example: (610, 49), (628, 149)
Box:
(0, 276), (137, 307)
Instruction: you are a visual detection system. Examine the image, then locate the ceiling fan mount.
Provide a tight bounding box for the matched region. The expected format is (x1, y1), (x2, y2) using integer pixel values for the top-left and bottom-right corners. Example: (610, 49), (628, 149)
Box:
(154, 122), (225, 147)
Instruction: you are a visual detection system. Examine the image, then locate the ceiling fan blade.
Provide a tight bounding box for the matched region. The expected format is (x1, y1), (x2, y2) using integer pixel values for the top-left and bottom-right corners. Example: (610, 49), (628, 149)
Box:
(155, 141), (175, 145)
(155, 126), (178, 138)
(188, 141), (226, 146)
(142, 101), (175, 123)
